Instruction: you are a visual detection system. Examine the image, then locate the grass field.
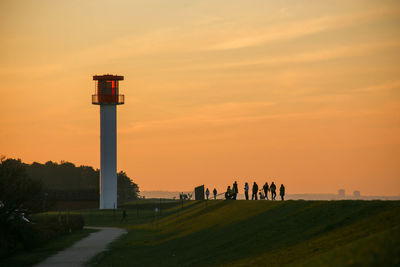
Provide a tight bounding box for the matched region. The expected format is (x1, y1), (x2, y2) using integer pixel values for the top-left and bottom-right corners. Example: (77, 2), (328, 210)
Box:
(76, 200), (400, 267)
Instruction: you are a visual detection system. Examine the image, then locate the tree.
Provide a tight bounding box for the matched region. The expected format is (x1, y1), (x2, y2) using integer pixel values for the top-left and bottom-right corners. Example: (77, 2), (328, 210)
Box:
(0, 157), (45, 255)
(1, 158), (140, 206)
(0, 158), (44, 213)
(117, 171), (140, 204)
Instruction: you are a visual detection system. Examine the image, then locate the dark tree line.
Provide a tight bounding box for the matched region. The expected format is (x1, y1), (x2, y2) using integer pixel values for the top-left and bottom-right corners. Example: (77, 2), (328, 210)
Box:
(0, 157), (92, 258)
(26, 160), (140, 204)
(26, 161), (99, 191)
(1, 157), (45, 254)
(0, 157), (44, 213)
(0, 157), (140, 212)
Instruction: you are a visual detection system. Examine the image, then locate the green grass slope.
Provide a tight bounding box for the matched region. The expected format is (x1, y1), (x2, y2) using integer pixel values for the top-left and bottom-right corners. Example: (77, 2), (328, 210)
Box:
(88, 200), (400, 267)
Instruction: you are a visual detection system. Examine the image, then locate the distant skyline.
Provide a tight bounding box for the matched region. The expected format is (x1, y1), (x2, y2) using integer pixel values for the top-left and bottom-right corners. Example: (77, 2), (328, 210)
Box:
(0, 0), (399, 195)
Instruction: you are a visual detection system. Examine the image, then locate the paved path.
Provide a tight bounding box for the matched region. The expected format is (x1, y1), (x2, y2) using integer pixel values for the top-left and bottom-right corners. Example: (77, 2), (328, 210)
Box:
(34, 227), (127, 267)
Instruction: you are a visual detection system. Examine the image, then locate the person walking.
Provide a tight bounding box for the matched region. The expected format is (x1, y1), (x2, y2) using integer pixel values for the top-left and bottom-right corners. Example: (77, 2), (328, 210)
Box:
(213, 188), (217, 200)
(244, 182), (249, 200)
(120, 209), (127, 223)
(263, 182), (269, 200)
(233, 181), (239, 200)
(270, 182), (277, 200)
(206, 188), (210, 200)
(252, 182), (259, 200)
(280, 184), (285, 201)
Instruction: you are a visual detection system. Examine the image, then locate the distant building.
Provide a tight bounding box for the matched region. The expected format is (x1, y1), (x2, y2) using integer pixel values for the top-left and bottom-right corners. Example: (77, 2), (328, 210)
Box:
(338, 189), (345, 197)
(354, 190), (361, 197)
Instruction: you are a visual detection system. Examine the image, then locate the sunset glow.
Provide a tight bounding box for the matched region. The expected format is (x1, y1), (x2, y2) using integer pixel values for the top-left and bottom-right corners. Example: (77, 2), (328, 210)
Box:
(0, 0), (399, 195)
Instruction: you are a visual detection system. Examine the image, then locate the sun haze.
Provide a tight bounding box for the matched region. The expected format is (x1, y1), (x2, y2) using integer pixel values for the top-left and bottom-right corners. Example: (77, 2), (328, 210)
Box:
(0, 0), (399, 195)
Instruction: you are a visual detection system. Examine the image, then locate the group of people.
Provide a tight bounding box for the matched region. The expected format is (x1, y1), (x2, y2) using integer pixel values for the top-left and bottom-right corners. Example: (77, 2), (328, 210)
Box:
(205, 188), (219, 200)
(205, 181), (286, 201)
(225, 181), (240, 200)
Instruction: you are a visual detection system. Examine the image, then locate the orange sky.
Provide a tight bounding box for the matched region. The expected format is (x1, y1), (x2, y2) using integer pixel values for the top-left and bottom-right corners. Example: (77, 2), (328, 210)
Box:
(0, 0), (399, 195)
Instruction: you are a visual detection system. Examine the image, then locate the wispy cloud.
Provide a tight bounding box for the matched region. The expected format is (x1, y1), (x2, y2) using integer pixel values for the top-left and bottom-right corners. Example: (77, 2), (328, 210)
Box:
(0, 64), (63, 77)
(121, 105), (386, 134)
(178, 41), (400, 71)
(2, 6), (398, 78)
(121, 101), (276, 133)
(355, 80), (400, 92)
(205, 7), (400, 51)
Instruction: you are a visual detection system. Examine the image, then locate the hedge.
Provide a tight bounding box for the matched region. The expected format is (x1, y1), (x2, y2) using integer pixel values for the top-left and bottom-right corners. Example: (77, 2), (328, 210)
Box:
(0, 214), (84, 258)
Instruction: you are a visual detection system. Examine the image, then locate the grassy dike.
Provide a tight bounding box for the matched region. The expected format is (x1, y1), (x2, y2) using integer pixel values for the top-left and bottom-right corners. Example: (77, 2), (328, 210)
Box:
(83, 200), (400, 266)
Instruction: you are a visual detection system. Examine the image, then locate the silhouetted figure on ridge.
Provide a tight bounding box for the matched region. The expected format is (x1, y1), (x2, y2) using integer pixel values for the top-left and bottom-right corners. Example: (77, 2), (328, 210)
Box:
(244, 182), (249, 200)
(252, 182), (258, 200)
(280, 184), (285, 201)
(233, 181), (238, 200)
(206, 188), (210, 200)
(270, 182), (277, 200)
(263, 182), (269, 200)
(120, 209), (127, 223)
(225, 186), (233, 200)
(213, 188), (217, 200)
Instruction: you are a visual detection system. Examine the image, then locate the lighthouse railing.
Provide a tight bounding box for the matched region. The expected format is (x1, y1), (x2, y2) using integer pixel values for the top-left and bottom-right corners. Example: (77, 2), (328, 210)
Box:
(92, 94), (124, 105)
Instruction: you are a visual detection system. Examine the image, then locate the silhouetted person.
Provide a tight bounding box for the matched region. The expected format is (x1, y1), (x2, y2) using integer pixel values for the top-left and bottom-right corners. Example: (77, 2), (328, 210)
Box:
(252, 182), (258, 200)
(225, 186), (233, 200)
(244, 182), (249, 200)
(263, 182), (269, 200)
(213, 188), (217, 200)
(259, 191), (265, 200)
(120, 209), (127, 223)
(270, 182), (276, 200)
(206, 188), (210, 200)
(233, 181), (238, 200)
(280, 184), (285, 201)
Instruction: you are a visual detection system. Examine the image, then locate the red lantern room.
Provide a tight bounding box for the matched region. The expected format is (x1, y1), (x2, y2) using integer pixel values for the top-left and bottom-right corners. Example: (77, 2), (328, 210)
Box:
(92, 74), (125, 105)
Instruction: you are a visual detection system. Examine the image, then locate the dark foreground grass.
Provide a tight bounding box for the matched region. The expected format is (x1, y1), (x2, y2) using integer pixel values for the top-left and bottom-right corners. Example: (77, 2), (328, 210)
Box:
(66, 199), (187, 227)
(86, 200), (400, 267)
(1, 228), (97, 267)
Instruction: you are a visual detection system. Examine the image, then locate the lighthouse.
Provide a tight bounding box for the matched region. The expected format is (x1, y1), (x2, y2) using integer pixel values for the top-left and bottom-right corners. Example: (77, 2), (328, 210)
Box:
(92, 74), (125, 209)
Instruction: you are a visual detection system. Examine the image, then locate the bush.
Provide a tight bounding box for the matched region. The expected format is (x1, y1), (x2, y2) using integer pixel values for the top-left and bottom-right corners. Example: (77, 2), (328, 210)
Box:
(0, 214), (84, 258)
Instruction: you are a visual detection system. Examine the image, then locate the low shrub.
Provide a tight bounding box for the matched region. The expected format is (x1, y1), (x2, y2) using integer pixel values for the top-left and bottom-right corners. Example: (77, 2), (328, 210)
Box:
(0, 214), (84, 258)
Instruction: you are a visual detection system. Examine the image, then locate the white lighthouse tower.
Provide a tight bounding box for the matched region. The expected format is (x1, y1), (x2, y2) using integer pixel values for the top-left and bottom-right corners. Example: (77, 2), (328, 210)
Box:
(92, 74), (125, 209)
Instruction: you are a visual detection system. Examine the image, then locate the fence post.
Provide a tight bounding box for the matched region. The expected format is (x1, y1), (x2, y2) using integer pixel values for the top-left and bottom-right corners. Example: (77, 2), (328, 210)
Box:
(159, 198), (162, 216)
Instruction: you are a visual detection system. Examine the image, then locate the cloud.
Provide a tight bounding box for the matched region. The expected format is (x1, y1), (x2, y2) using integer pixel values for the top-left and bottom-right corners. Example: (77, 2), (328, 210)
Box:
(120, 99), (390, 134)
(205, 7), (400, 51)
(0, 64), (63, 77)
(2, 6), (399, 78)
(355, 80), (400, 92)
(121, 107), (375, 134)
(120, 101), (276, 133)
(175, 41), (400, 71)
